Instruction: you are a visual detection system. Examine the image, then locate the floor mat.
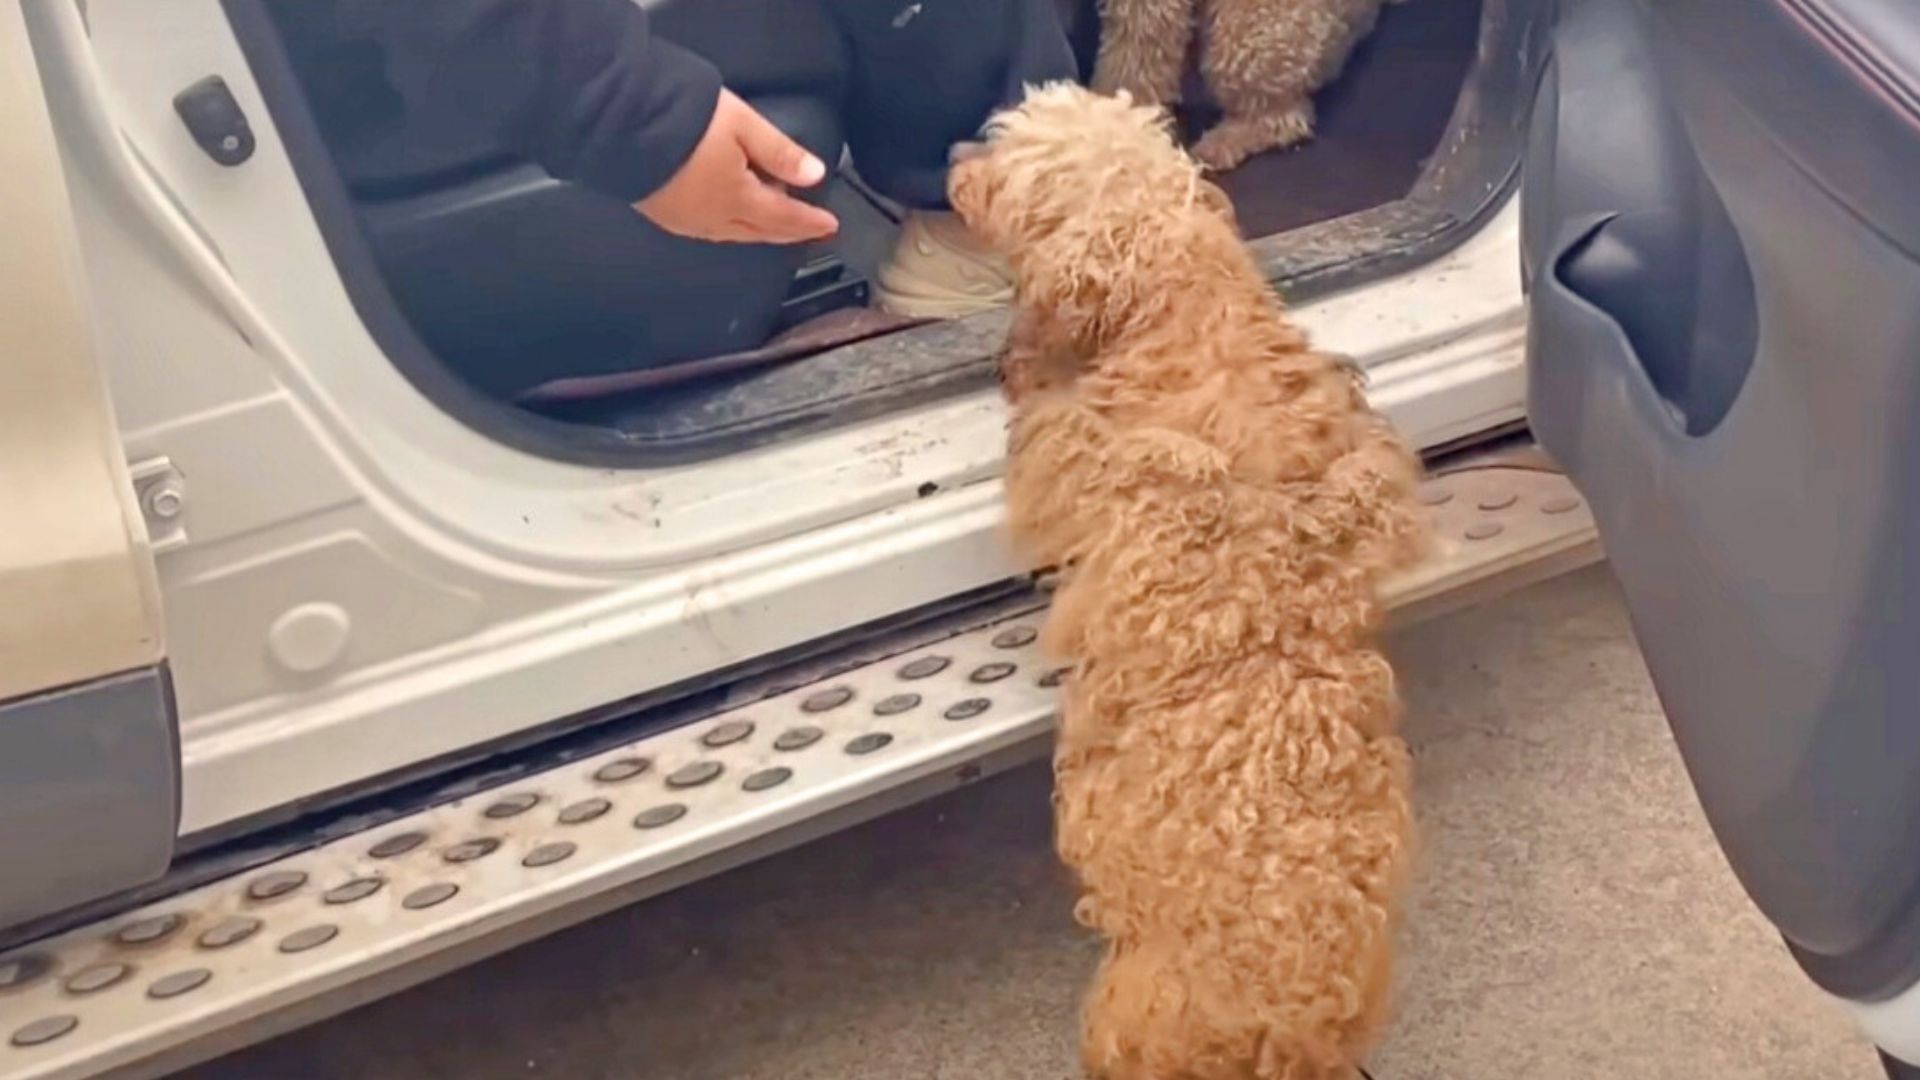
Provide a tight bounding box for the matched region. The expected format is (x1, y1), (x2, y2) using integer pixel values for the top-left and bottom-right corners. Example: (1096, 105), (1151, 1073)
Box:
(1182, 0), (1483, 238)
(520, 307), (928, 408)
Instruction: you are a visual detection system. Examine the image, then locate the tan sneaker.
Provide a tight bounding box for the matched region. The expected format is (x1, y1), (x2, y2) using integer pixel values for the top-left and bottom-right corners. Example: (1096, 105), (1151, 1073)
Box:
(871, 211), (1014, 318)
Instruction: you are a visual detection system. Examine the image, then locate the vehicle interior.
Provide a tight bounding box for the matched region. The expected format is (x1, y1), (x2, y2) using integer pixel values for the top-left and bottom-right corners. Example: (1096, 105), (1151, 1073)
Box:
(230, 0), (1527, 465)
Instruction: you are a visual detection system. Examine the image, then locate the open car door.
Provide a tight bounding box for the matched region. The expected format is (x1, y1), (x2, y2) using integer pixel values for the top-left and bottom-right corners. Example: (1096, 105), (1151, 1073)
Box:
(0, 1), (177, 936)
(1525, 0), (1920, 1071)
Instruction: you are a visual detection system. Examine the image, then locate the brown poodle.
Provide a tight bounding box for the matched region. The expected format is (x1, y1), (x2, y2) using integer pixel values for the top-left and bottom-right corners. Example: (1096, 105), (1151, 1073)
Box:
(950, 84), (1425, 1080)
(1090, 0), (1396, 170)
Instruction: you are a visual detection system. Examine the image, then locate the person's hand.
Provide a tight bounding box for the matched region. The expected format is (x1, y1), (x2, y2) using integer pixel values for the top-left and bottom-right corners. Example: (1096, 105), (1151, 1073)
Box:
(636, 89), (839, 244)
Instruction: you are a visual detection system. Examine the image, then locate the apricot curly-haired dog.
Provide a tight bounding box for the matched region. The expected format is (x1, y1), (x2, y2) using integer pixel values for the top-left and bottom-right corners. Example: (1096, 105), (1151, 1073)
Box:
(949, 84), (1424, 1080)
(1091, 0), (1398, 170)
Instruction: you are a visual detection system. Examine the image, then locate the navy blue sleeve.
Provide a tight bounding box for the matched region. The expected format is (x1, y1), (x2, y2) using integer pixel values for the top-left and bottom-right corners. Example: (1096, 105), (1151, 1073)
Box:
(343, 0), (722, 202)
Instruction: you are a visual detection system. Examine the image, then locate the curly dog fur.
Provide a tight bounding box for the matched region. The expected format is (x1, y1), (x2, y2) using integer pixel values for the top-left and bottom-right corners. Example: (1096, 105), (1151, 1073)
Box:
(950, 85), (1425, 1079)
(1090, 0), (1397, 170)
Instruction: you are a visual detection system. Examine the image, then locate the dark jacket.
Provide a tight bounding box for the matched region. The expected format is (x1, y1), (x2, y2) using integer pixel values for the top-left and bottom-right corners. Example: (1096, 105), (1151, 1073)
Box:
(340, 0), (721, 202)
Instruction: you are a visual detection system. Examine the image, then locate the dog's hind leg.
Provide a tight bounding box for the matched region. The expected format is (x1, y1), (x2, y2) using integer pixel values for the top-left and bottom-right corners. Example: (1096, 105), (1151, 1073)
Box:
(1193, 0), (1376, 169)
(1090, 0), (1193, 106)
(1191, 0), (1321, 167)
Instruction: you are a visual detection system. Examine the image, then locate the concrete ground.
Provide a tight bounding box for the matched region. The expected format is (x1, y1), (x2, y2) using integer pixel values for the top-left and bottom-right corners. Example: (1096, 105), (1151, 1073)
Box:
(179, 567), (1880, 1080)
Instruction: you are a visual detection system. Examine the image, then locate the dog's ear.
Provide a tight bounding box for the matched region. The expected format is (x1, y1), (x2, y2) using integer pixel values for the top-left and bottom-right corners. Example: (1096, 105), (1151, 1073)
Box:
(1016, 235), (1116, 343)
(1000, 304), (1091, 405)
(1196, 178), (1240, 234)
(947, 157), (998, 241)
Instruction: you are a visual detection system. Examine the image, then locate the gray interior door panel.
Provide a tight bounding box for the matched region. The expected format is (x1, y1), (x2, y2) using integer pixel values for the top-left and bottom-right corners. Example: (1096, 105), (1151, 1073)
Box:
(1527, 0), (1920, 1004)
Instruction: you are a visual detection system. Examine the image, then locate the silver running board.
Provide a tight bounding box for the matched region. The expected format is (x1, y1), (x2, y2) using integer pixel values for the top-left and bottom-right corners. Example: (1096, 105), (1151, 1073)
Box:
(0, 451), (1599, 1080)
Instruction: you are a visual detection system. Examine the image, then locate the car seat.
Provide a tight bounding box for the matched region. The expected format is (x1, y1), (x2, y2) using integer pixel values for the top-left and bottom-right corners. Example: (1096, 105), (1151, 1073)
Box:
(262, 0), (852, 397)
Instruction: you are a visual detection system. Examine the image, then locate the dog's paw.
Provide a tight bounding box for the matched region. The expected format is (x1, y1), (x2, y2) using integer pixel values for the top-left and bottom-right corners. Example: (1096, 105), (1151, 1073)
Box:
(1191, 109), (1315, 171)
(1190, 130), (1258, 172)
